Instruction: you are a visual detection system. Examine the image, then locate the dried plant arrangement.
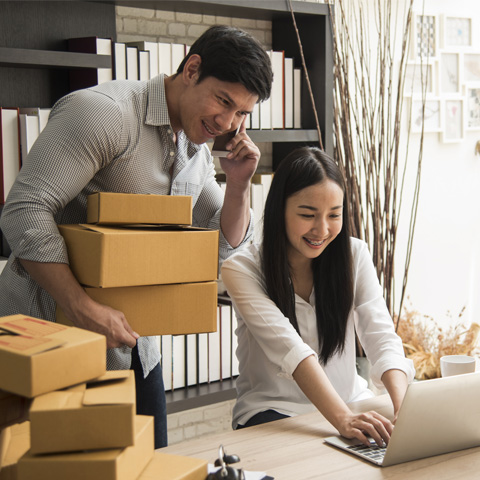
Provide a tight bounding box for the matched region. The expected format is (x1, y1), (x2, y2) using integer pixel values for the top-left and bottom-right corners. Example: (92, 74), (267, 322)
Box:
(395, 306), (480, 379)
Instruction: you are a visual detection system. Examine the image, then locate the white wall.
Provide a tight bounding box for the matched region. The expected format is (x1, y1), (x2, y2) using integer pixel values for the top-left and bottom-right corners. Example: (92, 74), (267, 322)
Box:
(395, 0), (480, 326)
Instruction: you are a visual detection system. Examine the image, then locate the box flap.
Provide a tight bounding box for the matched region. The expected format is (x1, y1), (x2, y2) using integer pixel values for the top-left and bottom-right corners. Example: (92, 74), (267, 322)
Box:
(83, 370), (135, 406)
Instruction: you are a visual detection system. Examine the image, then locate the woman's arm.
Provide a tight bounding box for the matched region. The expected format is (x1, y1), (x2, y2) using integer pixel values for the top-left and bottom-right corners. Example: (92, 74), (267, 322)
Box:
(381, 369), (409, 422)
(293, 355), (393, 447)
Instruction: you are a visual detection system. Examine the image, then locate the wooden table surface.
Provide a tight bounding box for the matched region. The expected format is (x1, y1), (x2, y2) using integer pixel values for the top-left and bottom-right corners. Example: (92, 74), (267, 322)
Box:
(161, 394), (480, 479)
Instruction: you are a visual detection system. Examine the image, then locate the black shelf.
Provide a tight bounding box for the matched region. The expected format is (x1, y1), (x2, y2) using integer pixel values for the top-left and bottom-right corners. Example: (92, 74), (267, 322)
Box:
(0, 47), (111, 70)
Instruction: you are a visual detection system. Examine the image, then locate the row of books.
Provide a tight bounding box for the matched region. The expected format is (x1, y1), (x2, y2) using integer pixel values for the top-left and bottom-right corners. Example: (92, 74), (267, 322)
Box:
(159, 299), (239, 391)
(68, 36), (303, 131)
(0, 107), (51, 204)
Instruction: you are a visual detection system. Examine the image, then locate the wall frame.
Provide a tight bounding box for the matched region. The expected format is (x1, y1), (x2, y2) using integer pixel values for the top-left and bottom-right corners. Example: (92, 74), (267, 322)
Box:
(441, 98), (465, 143)
(441, 15), (473, 48)
(411, 13), (439, 61)
(410, 96), (442, 133)
(439, 52), (461, 94)
(465, 84), (480, 130)
(463, 53), (480, 83)
(404, 61), (435, 97)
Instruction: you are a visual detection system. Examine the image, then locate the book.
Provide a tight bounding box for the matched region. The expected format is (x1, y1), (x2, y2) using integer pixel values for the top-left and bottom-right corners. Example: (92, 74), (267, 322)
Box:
(293, 68), (302, 129)
(186, 334), (198, 387)
(160, 335), (173, 391)
(208, 308), (221, 382)
(172, 334), (186, 389)
(127, 41), (158, 78)
(270, 50), (285, 129)
(171, 43), (185, 75)
(158, 42), (172, 76)
(67, 36), (113, 91)
(0, 107), (20, 204)
(19, 114), (40, 164)
(138, 50), (151, 81)
(219, 304), (232, 379)
(18, 107), (50, 133)
(284, 57), (294, 129)
(197, 332), (209, 384)
(250, 182), (264, 244)
(250, 103), (260, 129)
(113, 42), (127, 80)
(259, 51), (273, 130)
(126, 46), (139, 80)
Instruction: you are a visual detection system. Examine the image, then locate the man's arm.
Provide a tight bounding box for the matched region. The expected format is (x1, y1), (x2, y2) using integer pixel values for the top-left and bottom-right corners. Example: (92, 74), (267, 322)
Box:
(20, 260), (139, 349)
(219, 117), (259, 248)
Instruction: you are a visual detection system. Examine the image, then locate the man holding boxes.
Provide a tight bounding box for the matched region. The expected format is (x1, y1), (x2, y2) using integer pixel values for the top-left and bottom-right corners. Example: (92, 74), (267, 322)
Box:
(0, 25), (273, 447)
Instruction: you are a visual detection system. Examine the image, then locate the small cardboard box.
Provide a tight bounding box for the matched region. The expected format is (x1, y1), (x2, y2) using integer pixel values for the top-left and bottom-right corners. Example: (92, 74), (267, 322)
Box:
(0, 422), (30, 480)
(0, 390), (30, 428)
(17, 415), (154, 480)
(138, 451), (208, 480)
(58, 224), (219, 288)
(29, 371), (136, 454)
(0, 315), (106, 398)
(56, 281), (218, 336)
(87, 193), (192, 226)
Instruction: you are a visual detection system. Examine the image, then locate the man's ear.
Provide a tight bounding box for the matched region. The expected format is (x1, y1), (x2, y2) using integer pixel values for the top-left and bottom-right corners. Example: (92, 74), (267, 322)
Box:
(182, 54), (201, 85)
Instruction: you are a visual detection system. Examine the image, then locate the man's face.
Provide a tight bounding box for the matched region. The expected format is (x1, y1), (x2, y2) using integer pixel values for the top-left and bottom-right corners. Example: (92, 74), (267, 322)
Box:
(176, 70), (258, 145)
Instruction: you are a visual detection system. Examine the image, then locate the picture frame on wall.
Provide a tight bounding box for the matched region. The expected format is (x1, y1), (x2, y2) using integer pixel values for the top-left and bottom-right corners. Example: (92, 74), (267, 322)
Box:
(410, 97), (442, 133)
(404, 62), (435, 97)
(441, 15), (473, 48)
(441, 98), (465, 143)
(465, 84), (480, 130)
(411, 13), (438, 61)
(463, 53), (480, 82)
(439, 52), (461, 94)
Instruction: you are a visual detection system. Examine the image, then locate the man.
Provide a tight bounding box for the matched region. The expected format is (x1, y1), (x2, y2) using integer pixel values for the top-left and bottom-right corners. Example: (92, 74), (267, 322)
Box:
(0, 25), (273, 447)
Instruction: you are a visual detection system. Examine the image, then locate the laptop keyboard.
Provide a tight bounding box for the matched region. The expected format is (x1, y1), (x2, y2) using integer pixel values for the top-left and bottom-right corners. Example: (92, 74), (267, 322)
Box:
(347, 443), (387, 462)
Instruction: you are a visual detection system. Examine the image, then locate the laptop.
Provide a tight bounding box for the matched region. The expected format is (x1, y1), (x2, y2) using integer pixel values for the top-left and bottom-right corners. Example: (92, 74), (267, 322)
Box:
(324, 372), (480, 467)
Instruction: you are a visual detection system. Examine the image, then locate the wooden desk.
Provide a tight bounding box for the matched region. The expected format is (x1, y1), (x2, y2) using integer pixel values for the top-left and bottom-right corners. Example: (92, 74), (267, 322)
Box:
(161, 394), (480, 479)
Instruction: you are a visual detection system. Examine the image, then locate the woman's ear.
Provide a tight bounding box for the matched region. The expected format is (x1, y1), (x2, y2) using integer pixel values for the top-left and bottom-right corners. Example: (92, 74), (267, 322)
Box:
(182, 54), (201, 85)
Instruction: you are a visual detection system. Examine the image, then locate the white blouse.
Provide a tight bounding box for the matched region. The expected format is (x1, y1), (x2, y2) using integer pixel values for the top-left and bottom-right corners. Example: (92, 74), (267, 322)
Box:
(221, 238), (415, 428)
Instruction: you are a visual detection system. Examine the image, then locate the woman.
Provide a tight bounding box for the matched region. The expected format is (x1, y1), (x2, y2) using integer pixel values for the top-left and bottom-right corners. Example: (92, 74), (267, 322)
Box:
(221, 147), (415, 447)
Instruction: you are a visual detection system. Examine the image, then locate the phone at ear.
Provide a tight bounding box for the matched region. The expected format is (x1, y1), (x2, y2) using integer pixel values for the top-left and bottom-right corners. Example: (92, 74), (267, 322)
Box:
(211, 127), (239, 157)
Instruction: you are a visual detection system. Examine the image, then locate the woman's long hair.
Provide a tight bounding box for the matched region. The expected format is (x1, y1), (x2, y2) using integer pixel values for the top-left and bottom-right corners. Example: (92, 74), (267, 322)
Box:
(261, 147), (353, 364)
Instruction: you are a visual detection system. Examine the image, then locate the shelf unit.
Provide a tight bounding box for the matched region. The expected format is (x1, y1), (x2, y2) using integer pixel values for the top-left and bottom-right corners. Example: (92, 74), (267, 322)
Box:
(0, 0), (334, 407)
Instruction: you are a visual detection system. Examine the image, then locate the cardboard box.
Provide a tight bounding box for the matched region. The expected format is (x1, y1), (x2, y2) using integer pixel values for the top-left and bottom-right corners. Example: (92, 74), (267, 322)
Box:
(138, 451), (208, 480)
(87, 193), (192, 226)
(0, 390), (30, 428)
(0, 315), (106, 398)
(29, 371), (136, 454)
(0, 422), (30, 480)
(56, 281), (217, 336)
(58, 224), (219, 288)
(17, 415), (154, 480)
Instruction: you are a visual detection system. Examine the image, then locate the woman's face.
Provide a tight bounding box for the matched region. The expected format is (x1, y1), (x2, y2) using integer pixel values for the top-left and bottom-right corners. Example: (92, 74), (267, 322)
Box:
(285, 179), (344, 265)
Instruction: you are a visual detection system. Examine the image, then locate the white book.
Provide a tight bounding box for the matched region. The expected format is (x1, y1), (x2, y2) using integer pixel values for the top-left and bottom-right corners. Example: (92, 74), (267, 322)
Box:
(186, 334), (197, 387)
(128, 41), (158, 78)
(284, 57), (294, 128)
(113, 42), (127, 80)
(208, 307), (221, 382)
(19, 107), (51, 133)
(160, 335), (173, 391)
(19, 114), (39, 164)
(197, 333), (209, 384)
(172, 335), (186, 390)
(231, 308), (239, 377)
(260, 51), (273, 130)
(250, 103), (260, 129)
(250, 182), (264, 244)
(95, 38), (113, 84)
(138, 50), (150, 81)
(157, 42), (172, 76)
(171, 43), (185, 74)
(294, 68), (302, 129)
(219, 304), (232, 379)
(0, 108), (20, 204)
(126, 46), (138, 80)
(270, 50), (285, 129)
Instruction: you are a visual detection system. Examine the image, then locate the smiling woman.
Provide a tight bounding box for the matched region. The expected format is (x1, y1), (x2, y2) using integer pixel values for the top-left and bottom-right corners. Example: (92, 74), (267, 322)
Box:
(221, 146), (415, 447)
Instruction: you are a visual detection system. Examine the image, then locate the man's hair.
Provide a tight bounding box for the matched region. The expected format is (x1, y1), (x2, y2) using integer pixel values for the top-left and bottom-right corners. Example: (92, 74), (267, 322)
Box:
(176, 25), (272, 102)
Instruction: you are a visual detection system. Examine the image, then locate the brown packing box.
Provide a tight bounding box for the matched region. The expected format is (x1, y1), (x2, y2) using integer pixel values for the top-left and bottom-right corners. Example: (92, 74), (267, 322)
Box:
(87, 193), (192, 226)
(58, 224), (219, 288)
(29, 371), (136, 454)
(17, 415), (154, 480)
(0, 390), (30, 428)
(56, 281), (217, 336)
(0, 315), (106, 398)
(0, 422), (30, 480)
(138, 451), (208, 480)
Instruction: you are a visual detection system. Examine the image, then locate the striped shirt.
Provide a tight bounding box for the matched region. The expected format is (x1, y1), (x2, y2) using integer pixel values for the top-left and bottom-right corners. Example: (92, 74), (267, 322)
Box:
(0, 74), (253, 377)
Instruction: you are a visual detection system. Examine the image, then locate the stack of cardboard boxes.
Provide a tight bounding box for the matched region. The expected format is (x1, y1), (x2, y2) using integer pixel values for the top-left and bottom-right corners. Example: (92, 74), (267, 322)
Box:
(1, 194), (220, 479)
(56, 193), (219, 336)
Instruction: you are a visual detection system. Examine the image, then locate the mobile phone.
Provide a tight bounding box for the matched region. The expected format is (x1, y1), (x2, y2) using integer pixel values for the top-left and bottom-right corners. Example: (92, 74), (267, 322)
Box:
(211, 127), (239, 157)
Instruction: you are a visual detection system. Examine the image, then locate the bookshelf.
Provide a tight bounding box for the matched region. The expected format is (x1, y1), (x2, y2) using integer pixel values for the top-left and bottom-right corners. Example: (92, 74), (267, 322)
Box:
(0, 0), (334, 408)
